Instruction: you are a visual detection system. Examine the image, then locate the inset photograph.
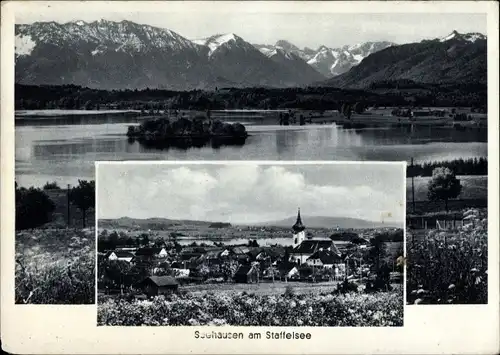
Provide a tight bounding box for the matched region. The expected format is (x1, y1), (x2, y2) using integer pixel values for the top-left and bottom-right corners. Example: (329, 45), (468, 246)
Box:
(96, 162), (405, 326)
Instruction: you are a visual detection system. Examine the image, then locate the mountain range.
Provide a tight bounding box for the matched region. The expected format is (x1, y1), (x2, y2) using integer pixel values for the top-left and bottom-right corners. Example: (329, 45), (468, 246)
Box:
(255, 215), (403, 229)
(324, 30), (487, 88)
(255, 40), (396, 77)
(15, 20), (486, 90)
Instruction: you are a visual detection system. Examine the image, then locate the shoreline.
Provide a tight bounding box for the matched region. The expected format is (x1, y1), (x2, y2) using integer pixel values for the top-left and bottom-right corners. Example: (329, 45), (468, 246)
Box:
(14, 109), (488, 129)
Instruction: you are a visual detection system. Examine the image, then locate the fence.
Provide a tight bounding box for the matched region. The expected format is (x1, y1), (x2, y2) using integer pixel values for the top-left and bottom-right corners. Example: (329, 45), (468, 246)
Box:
(408, 215), (464, 230)
(43, 187), (95, 228)
(436, 219), (464, 230)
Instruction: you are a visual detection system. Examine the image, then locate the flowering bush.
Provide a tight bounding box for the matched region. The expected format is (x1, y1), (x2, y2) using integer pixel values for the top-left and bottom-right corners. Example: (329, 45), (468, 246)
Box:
(15, 228), (95, 304)
(407, 209), (487, 304)
(97, 290), (403, 327)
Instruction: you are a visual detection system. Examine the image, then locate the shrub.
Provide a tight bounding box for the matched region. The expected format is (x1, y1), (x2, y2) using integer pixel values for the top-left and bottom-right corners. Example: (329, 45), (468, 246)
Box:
(407, 209), (487, 304)
(16, 251), (95, 304)
(98, 291), (403, 326)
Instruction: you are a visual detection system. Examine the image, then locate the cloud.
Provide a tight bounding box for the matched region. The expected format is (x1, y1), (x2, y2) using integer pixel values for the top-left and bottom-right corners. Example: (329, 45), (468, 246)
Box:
(97, 164), (405, 224)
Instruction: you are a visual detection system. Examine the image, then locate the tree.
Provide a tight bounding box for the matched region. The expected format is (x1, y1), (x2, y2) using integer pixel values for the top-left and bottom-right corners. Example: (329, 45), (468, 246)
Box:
(140, 233), (150, 247)
(353, 102), (365, 114)
(43, 181), (61, 190)
(366, 234), (387, 273)
(220, 259), (239, 282)
(102, 260), (133, 289)
(247, 239), (259, 247)
(427, 167), (462, 211)
(16, 186), (56, 230)
(84, 101), (93, 110)
(341, 103), (352, 119)
(69, 180), (95, 228)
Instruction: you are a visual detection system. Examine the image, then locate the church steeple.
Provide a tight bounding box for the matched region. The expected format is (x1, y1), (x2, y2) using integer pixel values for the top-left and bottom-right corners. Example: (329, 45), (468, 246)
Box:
(292, 208), (305, 233)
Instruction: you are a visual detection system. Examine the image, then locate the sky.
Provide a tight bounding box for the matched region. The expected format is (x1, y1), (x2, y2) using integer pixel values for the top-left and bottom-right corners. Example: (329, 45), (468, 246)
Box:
(97, 163), (405, 225)
(15, 7), (487, 49)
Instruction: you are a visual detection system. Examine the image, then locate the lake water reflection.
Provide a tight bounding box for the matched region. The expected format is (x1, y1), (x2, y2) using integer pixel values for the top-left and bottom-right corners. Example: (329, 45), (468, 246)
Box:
(15, 119), (487, 187)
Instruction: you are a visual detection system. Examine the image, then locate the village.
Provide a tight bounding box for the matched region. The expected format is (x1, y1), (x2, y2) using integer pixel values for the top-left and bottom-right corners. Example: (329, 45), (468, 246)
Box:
(98, 209), (404, 298)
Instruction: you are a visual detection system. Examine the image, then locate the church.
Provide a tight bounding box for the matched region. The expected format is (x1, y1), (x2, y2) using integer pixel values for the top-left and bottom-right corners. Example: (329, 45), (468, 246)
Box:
(288, 208), (342, 265)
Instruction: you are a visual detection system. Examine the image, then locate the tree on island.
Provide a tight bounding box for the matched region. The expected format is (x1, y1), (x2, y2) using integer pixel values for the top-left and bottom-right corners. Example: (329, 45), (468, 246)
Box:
(341, 103), (352, 119)
(353, 102), (366, 114)
(69, 180), (95, 228)
(43, 181), (61, 190)
(427, 167), (463, 212)
(84, 100), (93, 110)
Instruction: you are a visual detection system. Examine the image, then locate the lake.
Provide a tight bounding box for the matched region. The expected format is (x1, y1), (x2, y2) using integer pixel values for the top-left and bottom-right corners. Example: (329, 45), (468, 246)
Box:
(15, 117), (487, 187)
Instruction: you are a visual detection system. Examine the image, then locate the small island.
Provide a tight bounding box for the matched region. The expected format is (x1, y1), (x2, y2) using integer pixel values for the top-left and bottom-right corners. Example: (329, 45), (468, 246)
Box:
(126, 115), (249, 149)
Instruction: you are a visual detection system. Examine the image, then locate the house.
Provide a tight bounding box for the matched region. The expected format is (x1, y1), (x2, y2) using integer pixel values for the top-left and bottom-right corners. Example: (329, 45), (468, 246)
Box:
(105, 250), (135, 262)
(306, 249), (344, 269)
(199, 249), (224, 265)
(179, 247), (206, 261)
(220, 248), (232, 258)
(278, 262), (299, 280)
(135, 247), (168, 258)
(139, 276), (179, 298)
(246, 247), (263, 261)
(232, 246), (250, 255)
(306, 249), (346, 279)
(115, 246), (138, 253)
(289, 239), (338, 265)
(171, 261), (190, 269)
(171, 268), (191, 278)
(231, 247), (250, 262)
(233, 265), (259, 283)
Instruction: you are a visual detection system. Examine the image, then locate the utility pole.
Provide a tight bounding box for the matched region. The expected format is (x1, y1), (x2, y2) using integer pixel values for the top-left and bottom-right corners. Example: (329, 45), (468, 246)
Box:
(410, 158), (416, 213)
(67, 184), (71, 227)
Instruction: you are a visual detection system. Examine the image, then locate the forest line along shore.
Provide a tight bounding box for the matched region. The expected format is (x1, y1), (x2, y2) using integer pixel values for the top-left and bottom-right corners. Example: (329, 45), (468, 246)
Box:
(14, 108), (487, 129)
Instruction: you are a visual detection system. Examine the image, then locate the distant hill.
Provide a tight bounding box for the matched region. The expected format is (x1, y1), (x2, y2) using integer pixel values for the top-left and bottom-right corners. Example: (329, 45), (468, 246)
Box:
(98, 215), (402, 231)
(253, 215), (403, 229)
(98, 217), (221, 230)
(322, 30), (486, 89)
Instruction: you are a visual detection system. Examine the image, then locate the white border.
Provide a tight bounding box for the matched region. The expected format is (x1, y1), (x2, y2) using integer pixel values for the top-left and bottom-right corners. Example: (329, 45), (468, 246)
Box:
(2, 1), (499, 354)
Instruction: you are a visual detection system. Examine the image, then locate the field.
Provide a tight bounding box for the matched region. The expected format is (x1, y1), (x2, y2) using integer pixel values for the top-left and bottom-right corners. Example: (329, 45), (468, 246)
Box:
(15, 228), (95, 304)
(97, 289), (403, 326)
(406, 208), (487, 304)
(175, 281), (341, 296)
(181, 280), (402, 296)
(406, 175), (487, 214)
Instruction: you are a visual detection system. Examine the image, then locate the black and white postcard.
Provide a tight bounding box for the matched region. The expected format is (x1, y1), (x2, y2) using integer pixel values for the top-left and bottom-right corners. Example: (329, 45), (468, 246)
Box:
(1, 1), (499, 354)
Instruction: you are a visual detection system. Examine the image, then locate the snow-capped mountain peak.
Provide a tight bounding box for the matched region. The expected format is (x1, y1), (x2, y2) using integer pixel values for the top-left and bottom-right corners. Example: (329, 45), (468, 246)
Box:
(304, 41), (395, 77)
(440, 30), (486, 43)
(193, 33), (247, 57)
(15, 19), (201, 57)
(275, 39), (300, 52)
